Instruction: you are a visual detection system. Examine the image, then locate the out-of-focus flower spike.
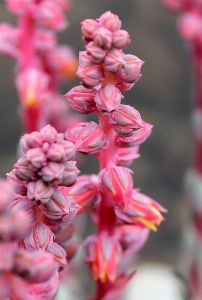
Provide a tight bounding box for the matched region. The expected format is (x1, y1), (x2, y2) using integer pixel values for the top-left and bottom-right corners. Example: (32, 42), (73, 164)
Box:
(177, 12), (202, 41)
(99, 165), (133, 211)
(162, 0), (185, 12)
(34, 29), (57, 51)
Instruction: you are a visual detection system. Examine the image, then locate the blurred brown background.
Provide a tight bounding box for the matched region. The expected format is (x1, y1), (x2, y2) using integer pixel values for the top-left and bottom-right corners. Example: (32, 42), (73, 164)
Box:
(0, 0), (195, 265)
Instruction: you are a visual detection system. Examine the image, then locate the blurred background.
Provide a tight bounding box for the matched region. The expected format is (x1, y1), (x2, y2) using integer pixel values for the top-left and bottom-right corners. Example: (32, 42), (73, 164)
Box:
(0, 0), (195, 281)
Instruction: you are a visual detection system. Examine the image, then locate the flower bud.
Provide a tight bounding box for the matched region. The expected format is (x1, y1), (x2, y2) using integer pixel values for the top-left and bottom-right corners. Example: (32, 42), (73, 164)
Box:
(104, 49), (124, 73)
(40, 124), (58, 144)
(47, 242), (67, 268)
(116, 146), (140, 166)
(112, 30), (131, 49)
(86, 41), (107, 63)
(109, 104), (143, 136)
(75, 122), (108, 154)
(14, 157), (37, 181)
(115, 189), (166, 231)
(117, 121), (153, 147)
(115, 224), (149, 254)
(93, 27), (112, 49)
(117, 54), (144, 83)
(61, 175), (101, 214)
(34, 28), (57, 51)
(99, 11), (121, 32)
(0, 23), (19, 58)
(39, 162), (65, 186)
(47, 143), (66, 162)
(26, 147), (47, 169)
(83, 233), (121, 282)
(41, 190), (80, 222)
(24, 222), (54, 252)
(99, 165), (133, 211)
(7, 169), (27, 196)
(64, 85), (96, 114)
(76, 61), (105, 87)
(21, 131), (43, 154)
(27, 179), (54, 204)
(61, 161), (80, 186)
(9, 194), (36, 224)
(94, 84), (122, 116)
(81, 19), (98, 39)
(64, 122), (89, 143)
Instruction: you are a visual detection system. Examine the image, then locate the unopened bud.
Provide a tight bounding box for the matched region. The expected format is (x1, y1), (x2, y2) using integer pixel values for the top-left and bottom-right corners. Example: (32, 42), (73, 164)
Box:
(39, 162), (65, 186)
(117, 54), (144, 83)
(27, 179), (54, 204)
(104, 49), (124, 73)
(112, 30), (131, 49)
(86, 41), (107, 63)
(93, 27), (112, 49)
(26, 147), (47, 169)
(61, 161), (80, 187)
(94, 84), (122, 116)
(99, 11), (121, 32)
(81, 19), (98, 39)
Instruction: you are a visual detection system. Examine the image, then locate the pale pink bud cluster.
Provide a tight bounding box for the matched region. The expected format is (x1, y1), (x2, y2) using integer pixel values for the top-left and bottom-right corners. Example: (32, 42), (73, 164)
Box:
(14, 124), (79, 204)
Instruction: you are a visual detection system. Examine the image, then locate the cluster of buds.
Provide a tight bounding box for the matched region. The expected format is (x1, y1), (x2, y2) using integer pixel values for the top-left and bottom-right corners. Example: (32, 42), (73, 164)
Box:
(64, 11), (166, 299)
(0, 0), (78, 133)
(5, 124), (81, 298)
(0, 180), (60, 299)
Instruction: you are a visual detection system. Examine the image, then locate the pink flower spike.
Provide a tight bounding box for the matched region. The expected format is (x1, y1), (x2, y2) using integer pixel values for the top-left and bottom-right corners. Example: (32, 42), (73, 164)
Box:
(27, 179), (54, 204)
(24, 222), (54, 252)
(0, 180), (14, 212)
(99, 165), (133, 211)
(64, 85), (97, 114)
(177, 12), (202, 41)
(34, 0), (68, 31)
(104, 49), (125, 73)
(93, 27), (112, 49)
(112, 30), (131, 49)
(109, 104), (143, 136)
(81, 19), (98, 39)
(116, 146), (140, 166)
(94, 84), (122, 116)
(75, 122), (108, 154)
(83, 233), (121, 282)
(99, 11), (121, 32)
(117, 121), (153, 147)
(34, 29), (57, 51)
